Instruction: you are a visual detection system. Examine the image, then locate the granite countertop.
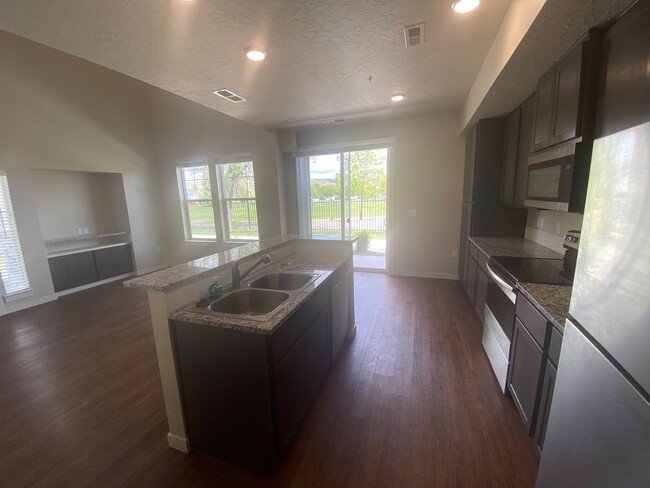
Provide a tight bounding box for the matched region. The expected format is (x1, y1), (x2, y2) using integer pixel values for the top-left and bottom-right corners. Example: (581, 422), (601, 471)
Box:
(469, 237), (563, 259)
(517, 282), (572, 331)
(124, 234), (354, 292)
(168, 253), (345, 335)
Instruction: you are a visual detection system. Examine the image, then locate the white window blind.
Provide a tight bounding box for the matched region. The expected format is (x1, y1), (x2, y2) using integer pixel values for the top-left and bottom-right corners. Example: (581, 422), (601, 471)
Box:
(0, 171), (31, 297)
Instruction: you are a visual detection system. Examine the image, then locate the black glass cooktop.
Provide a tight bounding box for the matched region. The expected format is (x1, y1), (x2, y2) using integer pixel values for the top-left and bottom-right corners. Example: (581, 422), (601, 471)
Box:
(491, 256), (572, 286)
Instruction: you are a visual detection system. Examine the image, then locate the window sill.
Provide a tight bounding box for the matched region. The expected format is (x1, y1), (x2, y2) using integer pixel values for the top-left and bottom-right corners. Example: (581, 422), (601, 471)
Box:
(3, 288), (34, 303)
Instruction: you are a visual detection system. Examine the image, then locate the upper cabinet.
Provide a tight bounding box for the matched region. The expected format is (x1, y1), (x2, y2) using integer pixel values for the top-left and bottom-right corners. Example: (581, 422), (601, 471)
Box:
(597, 0), (650, 138)
(500, 95), (536, 208)
(531, 31), (602, 153)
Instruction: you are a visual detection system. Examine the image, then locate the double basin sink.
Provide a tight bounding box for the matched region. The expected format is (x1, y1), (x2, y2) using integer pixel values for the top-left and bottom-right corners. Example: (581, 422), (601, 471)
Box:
(191, 271), (319, 321)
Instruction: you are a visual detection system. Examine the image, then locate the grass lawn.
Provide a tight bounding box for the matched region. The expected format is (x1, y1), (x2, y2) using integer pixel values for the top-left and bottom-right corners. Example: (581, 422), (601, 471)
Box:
(188, 202), (258, 238)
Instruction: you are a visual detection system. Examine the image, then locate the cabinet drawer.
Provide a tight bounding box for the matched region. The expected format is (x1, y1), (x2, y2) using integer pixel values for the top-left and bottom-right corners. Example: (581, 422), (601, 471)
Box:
(516, 295), (548, 347)
(548, 326), (563, 367)
(469, 240), (479, 260)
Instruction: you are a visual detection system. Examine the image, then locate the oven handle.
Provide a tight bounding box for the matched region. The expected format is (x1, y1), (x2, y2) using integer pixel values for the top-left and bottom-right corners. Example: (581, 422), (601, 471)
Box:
(486, 263), (517, 303)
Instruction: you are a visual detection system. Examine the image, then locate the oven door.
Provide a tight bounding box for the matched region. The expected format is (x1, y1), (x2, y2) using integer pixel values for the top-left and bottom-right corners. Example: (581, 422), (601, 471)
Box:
(482, 263), (517, 392)
(525, 143), (575, 211)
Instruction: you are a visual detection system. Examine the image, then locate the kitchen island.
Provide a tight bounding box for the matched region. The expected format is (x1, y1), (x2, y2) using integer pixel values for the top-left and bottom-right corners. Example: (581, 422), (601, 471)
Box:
(124, 236), (355, 458)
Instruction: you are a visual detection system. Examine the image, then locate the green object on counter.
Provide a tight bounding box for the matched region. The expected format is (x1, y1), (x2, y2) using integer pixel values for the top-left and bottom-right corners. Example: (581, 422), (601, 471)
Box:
(207, 281), (223, 298)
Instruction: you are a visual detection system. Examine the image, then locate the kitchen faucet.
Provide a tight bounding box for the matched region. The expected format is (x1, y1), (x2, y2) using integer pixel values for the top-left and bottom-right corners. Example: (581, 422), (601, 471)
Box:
(231, 254), (271, 288)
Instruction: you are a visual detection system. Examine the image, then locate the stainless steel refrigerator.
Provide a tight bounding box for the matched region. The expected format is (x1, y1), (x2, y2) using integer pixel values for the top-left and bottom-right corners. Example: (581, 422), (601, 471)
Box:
(536, 122), (650, 487)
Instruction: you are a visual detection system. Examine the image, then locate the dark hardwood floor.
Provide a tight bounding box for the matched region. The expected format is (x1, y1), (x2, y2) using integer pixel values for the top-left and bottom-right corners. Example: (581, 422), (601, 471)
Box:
(0, 274), (538, 487)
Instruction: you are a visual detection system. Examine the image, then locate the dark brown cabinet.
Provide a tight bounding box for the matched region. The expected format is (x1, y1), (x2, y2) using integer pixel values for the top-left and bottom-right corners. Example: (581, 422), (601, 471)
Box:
(94, 244), (133, 280)
(534, 359), (557, 454)
(532, 69), (557, 152)
(474, 266), (488, 322)
(508, 293), (564, 450)
(531, 30), (603, 152)
(597, 0), (650, 138)
(458, 119), (527, 282)
(172, 261), (351, 471)
(463, 239), (488, 327)
(514, 95), (536, 206)
(273, 331), (309, 454)
(501, 108), (521, 206)
(508, 318), (544, 434)
(48, 243), (133, 292)
(48, 251), (98, 292)
(552, 44), (583, 144)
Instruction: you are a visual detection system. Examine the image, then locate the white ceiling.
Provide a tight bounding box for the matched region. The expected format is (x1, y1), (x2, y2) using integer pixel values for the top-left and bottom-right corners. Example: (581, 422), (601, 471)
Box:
(0, 0), (514, 129)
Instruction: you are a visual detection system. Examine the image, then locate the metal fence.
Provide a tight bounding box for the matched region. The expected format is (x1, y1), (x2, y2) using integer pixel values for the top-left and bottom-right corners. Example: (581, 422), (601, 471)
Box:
(310, 198), (387, 234)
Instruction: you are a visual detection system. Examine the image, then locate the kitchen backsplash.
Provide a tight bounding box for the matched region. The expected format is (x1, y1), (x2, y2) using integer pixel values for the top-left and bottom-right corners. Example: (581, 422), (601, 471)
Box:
(525, 209), (583, 254)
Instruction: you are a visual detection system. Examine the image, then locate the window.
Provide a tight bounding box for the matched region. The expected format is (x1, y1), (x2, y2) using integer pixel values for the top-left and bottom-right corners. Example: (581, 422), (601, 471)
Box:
(177, 158), (258, 242)
(218, 161), (258, 240)
(178, 164), (217, 240)
(0, 171), (31, 298)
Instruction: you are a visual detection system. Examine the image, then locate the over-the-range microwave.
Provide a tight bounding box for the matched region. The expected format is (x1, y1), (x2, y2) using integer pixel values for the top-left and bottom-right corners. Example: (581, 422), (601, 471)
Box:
(525, 142), (576, 212)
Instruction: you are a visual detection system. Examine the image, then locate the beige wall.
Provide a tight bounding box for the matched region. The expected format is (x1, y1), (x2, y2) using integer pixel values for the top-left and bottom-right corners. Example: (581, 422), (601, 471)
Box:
(147, 88), (283, 266)
(0, 30), (286, 314)
(31, 170), (131, 240)
(0, 30), (164, 313)
(295, 113), (466, 279)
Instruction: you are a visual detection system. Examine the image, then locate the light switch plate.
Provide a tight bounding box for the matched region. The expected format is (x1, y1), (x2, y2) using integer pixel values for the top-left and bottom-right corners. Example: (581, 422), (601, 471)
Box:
(408, 209), (416, 217)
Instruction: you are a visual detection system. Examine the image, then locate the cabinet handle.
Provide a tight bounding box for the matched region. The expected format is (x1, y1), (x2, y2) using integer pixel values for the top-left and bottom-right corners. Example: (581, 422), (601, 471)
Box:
(486, 264), (517, 303)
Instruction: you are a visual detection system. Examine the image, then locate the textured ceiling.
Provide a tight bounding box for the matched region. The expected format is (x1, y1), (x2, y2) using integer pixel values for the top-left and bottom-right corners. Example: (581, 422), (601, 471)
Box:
(0, 0), (513, 129)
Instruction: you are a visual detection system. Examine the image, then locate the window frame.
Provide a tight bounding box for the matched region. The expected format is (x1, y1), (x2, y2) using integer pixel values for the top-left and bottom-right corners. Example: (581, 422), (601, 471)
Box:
(176, 154), (258, 243)
(0, 170), (32, 301)
(176, 160), (224, 242)
(216, 158), (259, 242)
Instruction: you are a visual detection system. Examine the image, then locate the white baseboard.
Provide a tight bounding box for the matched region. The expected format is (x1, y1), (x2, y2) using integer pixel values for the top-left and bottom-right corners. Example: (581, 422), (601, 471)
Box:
(1, 293), (58, 316)
(167, 432), (190, 453)
(55, 272), (136, 297)
(390, 270), (459, 280)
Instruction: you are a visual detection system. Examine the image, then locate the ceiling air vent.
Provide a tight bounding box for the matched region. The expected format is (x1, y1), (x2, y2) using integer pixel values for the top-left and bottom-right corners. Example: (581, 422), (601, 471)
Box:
(404, 23), (425, 48)
(212, 88), (246, 103)
(321, 118), (347, 124)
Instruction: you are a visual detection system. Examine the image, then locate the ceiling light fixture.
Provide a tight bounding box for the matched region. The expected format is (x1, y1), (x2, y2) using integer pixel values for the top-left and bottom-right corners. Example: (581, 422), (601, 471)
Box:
(390, 94), (405, 102)
(244, 47), (267, 61)
(451, 0), (480, 14)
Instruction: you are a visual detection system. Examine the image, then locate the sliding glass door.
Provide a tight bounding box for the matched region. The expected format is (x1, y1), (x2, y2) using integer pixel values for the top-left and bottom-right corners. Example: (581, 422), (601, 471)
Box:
(299, 148), (389, 271)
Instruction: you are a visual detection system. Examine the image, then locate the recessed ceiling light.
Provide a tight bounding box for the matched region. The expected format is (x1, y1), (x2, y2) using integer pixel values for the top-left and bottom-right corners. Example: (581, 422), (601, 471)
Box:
(390, 94), (405, 102)
(244, 47), (267, 61)
(451, 0), (480, 14)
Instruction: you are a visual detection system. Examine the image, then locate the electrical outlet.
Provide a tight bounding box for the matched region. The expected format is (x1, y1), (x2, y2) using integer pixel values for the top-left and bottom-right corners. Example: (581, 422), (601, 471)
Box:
(537, 217), (544, 229)
(77, 227), (83, 235)
(452, 250), (458, 258)
(83, 227), (89, 234)
(408, 209), (417, 217)
(556, 222), (562, 234)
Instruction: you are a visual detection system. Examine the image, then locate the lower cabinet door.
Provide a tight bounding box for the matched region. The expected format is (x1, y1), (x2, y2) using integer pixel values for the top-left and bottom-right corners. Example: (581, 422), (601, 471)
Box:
(272, 336), (309, 454)
(507, 318), (544, 434)
(467, 257), (478, 304)
(94, 244), (133, 280)
(306, 305), (332, 399)
(474, 267), (488, 324)
(331, 270), (351, 361)
(49, 251), (98, 292)
(534, 359), (557, 454)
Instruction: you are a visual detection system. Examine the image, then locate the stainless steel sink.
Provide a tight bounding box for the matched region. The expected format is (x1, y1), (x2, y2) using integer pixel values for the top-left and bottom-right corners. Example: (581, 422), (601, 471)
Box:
(248, 272), (316, 291)
(207, 288), (290, 318)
